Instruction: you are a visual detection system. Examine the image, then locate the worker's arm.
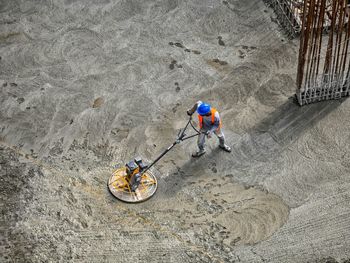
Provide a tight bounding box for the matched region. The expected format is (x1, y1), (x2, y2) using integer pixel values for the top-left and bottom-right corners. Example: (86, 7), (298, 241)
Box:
(187, 101), (202, 116)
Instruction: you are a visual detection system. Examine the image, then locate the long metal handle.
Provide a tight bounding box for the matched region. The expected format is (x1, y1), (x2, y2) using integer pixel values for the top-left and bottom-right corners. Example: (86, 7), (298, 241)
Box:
(141, 141), (177, 175)
(177, 117), (192, 140)
(181, 133), (200, 141)
(141, 117), (199, 175)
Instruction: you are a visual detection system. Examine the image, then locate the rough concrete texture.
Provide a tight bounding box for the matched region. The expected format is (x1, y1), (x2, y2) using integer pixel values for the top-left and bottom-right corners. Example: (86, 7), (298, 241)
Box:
(0, 0), (349, 262)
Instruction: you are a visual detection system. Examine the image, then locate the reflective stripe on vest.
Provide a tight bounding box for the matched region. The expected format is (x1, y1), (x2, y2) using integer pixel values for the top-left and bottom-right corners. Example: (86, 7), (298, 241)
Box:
(198, 108), (222, 129)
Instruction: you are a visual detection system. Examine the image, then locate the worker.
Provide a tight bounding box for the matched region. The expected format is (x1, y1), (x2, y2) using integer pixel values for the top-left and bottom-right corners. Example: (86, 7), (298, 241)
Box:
(187, 101), (231, 157)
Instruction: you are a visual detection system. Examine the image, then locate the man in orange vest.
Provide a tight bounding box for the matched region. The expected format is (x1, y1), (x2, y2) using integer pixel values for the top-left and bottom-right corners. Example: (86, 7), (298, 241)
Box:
(187, 101), (231, 157)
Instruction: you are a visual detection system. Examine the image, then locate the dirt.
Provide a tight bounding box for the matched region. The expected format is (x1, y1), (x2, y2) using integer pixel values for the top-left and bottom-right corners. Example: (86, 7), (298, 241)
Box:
(0, 0), (349, 262)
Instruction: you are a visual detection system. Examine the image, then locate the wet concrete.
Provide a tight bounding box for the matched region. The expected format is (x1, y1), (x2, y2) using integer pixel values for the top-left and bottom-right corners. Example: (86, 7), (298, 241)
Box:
(1, 0), (350, 262)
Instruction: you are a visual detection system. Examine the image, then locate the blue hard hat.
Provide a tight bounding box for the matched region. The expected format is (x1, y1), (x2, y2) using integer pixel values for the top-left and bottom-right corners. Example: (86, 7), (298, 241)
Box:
(197, 103), (211, 115)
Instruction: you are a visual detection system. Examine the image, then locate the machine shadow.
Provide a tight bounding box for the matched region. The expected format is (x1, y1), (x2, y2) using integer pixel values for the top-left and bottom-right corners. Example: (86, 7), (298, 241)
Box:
(157, 96), (347, 198)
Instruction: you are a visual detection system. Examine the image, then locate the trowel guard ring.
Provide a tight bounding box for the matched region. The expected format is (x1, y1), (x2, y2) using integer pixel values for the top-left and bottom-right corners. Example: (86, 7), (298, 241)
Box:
(108, 167), (157, 203)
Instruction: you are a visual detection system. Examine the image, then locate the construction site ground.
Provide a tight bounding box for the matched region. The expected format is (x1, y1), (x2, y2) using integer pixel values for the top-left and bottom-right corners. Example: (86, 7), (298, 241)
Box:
(1, 0), (350, 262)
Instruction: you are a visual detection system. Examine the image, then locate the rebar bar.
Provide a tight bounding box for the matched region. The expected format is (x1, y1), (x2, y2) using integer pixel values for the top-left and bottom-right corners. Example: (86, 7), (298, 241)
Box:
(296, 0), (350, 105)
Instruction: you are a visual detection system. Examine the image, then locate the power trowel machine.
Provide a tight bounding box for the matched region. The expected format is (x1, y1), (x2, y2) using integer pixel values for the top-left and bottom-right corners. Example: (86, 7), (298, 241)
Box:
(108, 116), (200, 203)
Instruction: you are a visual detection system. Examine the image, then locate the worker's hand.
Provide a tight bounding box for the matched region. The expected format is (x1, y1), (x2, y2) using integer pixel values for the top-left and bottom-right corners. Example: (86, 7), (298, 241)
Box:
(186, 110), (193, 116)
(205, 131), (212, 138)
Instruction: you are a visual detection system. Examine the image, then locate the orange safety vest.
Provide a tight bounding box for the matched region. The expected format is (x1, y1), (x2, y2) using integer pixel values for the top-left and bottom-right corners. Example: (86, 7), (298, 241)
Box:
(198, 108), (222, 129)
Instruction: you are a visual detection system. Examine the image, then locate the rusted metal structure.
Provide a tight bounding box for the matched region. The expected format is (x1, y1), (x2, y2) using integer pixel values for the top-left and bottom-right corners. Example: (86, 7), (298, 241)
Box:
(296, 0), (350, 105)
(264, 0), (304, 37)
(266, 0), (350, 105)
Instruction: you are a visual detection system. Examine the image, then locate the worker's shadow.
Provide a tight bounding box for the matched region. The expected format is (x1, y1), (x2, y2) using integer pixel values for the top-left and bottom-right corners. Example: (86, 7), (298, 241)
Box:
(157, 149), (224, 197)
(158, 96), (347, 197)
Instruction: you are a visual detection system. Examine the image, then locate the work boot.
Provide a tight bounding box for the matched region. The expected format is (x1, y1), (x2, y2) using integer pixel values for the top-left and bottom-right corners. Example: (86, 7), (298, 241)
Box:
(192, 149), (206, 158)
(219, 144), (231, 152)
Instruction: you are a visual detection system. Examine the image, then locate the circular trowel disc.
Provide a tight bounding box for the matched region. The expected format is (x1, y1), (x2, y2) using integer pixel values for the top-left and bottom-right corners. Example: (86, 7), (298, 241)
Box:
(107, 167), (158, 203)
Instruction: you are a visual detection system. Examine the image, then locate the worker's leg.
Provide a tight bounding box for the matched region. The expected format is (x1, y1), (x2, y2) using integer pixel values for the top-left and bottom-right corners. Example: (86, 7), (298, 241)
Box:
(214, 128), (225, 147)
(192, 130), (206, 157)
(197, 130), (206, 151)
(214, 128), (231, 152)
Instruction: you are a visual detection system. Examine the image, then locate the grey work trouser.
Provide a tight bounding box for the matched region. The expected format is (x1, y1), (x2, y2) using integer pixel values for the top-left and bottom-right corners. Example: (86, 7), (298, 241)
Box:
(198, 128), (225, 151)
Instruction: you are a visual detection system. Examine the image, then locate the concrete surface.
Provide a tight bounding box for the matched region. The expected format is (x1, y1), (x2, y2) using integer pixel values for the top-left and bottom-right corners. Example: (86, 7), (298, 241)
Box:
(0, 0), (349, 262)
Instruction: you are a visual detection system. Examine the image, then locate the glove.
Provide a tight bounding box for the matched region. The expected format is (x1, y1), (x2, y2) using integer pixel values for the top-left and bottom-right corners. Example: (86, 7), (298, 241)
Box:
(205, 130), (212, 138)
(186, 110), (193, 116)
